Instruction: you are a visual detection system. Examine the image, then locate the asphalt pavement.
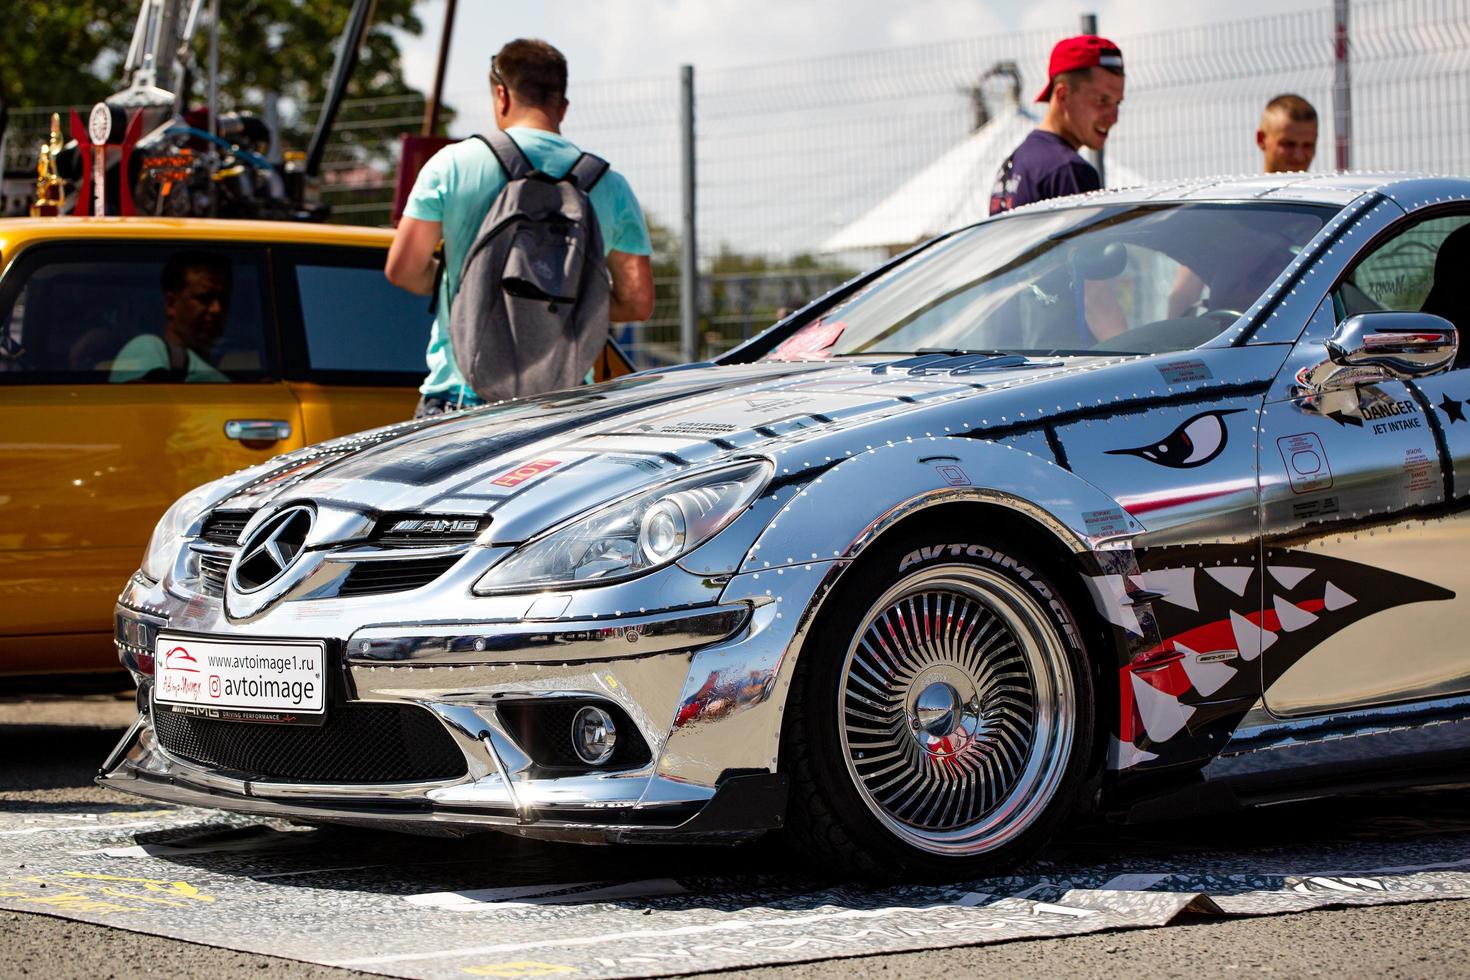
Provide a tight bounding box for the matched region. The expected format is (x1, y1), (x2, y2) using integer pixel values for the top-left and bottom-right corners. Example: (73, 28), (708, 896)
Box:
(3, 690), (1470, 979)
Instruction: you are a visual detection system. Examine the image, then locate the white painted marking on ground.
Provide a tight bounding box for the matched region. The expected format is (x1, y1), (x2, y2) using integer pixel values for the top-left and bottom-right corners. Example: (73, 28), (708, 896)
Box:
(331, 893), (991, 967)
(0, 819), (173, 837)
(1100, 873), (1170, 891)
(1309, 856), (1470, 877)
(254, 864), (407, 879)
(1030, 902), (1097, 918)
(406, 879), (688, 910)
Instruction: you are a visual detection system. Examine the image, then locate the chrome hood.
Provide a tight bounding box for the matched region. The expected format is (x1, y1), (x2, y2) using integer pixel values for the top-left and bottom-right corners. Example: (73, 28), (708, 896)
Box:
(215, 354), (1118, 545)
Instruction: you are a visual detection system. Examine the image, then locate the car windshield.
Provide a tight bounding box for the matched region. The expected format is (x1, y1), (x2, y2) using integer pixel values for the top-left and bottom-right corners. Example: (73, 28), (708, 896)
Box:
(764, 202), (1336, 360)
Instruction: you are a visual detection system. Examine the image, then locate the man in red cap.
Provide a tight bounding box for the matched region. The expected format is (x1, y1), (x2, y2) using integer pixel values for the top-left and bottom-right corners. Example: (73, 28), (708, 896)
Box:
(989, 35), (1124, 216)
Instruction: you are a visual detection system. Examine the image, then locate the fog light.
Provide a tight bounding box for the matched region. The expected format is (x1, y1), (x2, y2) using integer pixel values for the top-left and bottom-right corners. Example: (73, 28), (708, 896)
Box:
(571, 705), (618, 765)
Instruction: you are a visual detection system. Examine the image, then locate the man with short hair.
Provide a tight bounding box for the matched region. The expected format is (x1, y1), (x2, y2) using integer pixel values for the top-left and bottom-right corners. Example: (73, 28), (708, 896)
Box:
(989, 35), (1127, 341)
(1258, 93), (1318, 173)
(386, 38), (654, 418)
(110, 251), (231, 383)
(1165, 94), (1320, 318)
(989, 35), (1124, 216)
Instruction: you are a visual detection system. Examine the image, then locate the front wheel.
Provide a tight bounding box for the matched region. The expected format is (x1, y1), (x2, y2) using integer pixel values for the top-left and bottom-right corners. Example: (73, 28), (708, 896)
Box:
(784, 535), (1096, 880)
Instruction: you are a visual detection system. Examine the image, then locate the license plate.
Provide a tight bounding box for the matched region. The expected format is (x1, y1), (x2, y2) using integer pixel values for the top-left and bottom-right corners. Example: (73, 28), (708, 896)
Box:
(154, 634), (326, 725)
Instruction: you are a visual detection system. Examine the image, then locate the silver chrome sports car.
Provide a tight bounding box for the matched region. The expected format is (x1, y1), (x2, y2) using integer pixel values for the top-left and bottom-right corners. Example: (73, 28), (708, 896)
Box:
(104, 174), (1470, 878)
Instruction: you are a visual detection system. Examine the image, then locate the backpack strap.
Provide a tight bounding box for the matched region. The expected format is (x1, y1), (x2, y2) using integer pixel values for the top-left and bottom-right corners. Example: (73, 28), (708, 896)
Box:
(476, 130), (534, 180)
(164, 337), (189, 381)
(566, 152), (609, 192)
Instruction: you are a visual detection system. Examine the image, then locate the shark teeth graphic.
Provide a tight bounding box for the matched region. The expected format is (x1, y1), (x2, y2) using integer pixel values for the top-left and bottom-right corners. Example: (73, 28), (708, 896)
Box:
(1175, 641), (1237, 696)
(1269, 565), (1315, 589)
(1205, 566), (1254, 596)
(1324, 581), (1356, 610)
(1114, 546), (1456, 772)
(1111, 737), (1161, 770)
(1272, 594), (1320, 632)
(1130, 672), (1196, 742)
(1230, 609), (1277, 661)
(1090, 575), (1142, 633)
(1139, 567), (1200, 611)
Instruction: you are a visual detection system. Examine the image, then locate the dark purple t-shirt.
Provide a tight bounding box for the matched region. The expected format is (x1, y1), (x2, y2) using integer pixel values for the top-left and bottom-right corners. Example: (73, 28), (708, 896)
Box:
(988, 130), (1100, 216)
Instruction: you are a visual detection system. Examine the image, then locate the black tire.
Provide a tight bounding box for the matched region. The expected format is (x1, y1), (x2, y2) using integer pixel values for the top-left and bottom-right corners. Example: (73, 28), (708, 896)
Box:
(783, 533), (1096, 880)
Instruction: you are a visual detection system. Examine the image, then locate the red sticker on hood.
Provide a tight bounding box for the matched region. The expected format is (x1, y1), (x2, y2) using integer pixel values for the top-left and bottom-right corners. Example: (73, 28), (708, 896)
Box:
(770, 320), (846, 361)
(490, 459), (562, 488)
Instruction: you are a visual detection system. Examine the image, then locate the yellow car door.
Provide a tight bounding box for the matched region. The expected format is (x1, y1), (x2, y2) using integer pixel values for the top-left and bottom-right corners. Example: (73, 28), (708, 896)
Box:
(0, 241), (303, 673)
(272, 245), (426, 441)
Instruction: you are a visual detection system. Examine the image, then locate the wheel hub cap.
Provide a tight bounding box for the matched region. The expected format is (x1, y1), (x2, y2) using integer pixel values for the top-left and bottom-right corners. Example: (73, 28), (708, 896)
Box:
(913, 680), (962, 738)
(836, 567), (1073, 854)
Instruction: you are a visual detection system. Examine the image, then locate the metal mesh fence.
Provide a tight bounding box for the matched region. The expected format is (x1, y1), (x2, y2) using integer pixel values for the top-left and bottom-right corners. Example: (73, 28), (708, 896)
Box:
(312, 92), (426, 222)
(4, 0), (1469, 365)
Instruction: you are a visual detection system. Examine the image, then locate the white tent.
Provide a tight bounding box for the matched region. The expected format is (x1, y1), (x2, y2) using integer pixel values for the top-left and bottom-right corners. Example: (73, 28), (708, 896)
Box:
(821, 104), (1148, 254)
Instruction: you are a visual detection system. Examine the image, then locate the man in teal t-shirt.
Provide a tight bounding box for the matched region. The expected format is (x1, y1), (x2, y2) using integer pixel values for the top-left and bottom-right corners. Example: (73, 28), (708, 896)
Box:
(386, 38), (653, 418)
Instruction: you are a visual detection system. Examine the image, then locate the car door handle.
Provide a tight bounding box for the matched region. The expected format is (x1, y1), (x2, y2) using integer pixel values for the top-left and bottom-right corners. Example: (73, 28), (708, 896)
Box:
(224, 419), (292, 443)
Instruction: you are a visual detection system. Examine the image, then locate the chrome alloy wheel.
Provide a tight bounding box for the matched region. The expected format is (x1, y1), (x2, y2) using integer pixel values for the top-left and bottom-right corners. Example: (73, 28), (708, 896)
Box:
(837, 565), (1076, 856)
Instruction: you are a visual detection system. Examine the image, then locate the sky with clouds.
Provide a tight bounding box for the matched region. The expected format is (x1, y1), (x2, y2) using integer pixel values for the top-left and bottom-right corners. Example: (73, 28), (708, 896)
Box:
(389, 0), (1391, 259)
(396, 0), (1324, 100)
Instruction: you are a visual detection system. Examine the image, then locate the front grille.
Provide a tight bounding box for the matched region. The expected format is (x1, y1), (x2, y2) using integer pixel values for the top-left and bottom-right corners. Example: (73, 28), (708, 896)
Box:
(153, 701), (467, 783)
(372, 513), (485, 547)
(337, 556), (460, 597)
(200, 510), (253, 545)
(198, 552), (232, 597)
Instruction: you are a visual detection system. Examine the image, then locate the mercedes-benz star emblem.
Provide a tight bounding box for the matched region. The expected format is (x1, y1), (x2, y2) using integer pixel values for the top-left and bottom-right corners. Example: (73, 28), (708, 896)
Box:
(232, 506), (314, 593)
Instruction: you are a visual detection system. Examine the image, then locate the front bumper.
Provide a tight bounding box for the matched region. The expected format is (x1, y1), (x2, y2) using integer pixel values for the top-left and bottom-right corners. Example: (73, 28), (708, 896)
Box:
(100, 717), (788, 842)
(101, 556), (843, 841)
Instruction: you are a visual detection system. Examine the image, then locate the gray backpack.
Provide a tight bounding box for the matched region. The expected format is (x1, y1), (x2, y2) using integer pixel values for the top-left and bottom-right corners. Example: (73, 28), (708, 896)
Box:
(449, 130), (611, 402)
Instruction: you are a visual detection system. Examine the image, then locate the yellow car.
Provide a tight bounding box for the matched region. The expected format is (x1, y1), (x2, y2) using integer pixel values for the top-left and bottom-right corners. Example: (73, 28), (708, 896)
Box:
(0, 218), (426, 675)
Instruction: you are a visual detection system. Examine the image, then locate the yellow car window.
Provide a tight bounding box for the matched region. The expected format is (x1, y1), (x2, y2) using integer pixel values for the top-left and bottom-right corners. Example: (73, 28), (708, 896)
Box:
(0, 244), (273, 385)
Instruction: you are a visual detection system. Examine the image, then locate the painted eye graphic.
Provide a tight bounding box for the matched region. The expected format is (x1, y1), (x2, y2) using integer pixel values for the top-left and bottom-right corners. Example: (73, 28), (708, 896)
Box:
(1106, 409), (1243, 468)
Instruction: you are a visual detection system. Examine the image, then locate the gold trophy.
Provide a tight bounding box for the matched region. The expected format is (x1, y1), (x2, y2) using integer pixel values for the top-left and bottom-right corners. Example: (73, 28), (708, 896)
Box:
(30, 113), (65, 217)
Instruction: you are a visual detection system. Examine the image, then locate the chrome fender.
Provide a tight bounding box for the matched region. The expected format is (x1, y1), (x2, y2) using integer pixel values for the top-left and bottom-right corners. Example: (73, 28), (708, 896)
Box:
(659, 437), (1149, 788)
(741, 435), (1144, 571)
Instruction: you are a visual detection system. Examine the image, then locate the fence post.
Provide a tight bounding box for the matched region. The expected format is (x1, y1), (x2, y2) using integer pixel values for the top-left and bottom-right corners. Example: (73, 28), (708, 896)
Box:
(679, 64), (699, 363)
(208, 0), (220, 216)
(422, 0), (458, 137)
(1333, 0), (1352, 170)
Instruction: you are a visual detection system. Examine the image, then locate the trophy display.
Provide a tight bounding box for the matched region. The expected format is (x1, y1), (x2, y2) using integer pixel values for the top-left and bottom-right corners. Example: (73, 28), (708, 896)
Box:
(72, 102), (143, 216)
(28, 114), (65, 217)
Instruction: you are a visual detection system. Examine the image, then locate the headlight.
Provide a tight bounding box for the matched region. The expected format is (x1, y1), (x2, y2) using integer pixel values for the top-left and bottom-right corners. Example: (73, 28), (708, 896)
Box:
(138, 475), (250, 583)
(474, 459), (772, 594)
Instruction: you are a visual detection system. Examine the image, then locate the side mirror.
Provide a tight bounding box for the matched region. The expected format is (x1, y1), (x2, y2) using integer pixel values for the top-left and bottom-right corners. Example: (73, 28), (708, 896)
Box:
(1297, 312), (1458, 393)
(1327, 312), (1457, 374)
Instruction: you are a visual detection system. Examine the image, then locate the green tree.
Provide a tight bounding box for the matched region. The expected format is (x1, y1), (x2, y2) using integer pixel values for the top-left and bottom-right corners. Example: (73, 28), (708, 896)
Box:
(641, 216), (854, 358)
(1, 0), (429, 119)
(0, 4), (139, 109)
(704, 244), (853, 353)
(201, 0), (423, 108)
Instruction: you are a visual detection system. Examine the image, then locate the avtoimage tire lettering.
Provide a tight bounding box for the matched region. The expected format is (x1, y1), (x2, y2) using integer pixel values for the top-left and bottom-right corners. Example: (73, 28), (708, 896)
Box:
(898, 543), (1079, 647)
(786, 534), (1096, 880)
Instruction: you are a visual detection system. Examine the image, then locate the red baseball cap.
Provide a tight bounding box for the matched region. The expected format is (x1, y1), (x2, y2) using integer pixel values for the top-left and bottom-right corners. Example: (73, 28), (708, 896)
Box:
(1036, 35), (1124, 102)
